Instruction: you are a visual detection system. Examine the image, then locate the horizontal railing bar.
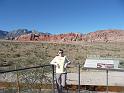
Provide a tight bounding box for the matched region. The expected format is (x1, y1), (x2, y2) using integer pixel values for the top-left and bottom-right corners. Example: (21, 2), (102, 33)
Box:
(0, 64), (124, 74)
(82, 67), (124, 72)
(0, 64), (51, 74)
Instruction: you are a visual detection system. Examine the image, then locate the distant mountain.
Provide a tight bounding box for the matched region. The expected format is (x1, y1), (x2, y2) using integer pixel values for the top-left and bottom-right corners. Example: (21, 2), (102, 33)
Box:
(0, 29), (124, 42)
(0, 29), (51, 40)
(16, 29), (124, 42)
(6, 29), (32, 39)
(0, 30), (8, 39)
(85, 29), (124, 42)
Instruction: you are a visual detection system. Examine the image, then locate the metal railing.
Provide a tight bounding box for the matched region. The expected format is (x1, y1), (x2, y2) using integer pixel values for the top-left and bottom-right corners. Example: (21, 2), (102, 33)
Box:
(0, 64), (55, 93)
(81, 67), (124, 93)
(77, 64), (124, 93)
(0, 64), (124, 93)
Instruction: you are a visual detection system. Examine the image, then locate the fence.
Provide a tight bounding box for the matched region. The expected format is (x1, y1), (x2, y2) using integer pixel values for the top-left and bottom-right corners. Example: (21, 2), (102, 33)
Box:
(0, 64), (124, 93)
(66, 64), (124, 93)
(0, 65), (55, 93)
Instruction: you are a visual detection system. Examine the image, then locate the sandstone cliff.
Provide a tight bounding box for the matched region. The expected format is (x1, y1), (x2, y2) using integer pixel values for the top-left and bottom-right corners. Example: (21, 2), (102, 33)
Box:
(15, 30), (124, 42)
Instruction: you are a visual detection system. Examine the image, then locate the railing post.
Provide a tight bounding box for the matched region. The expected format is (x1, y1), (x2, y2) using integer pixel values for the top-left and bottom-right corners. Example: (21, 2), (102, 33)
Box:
(78, 64), (80, 93)
(106, 69), (108, 93)
(16, 71), (20, 93)
(52, 65), (55, 93)
(15, 65), (20, 93)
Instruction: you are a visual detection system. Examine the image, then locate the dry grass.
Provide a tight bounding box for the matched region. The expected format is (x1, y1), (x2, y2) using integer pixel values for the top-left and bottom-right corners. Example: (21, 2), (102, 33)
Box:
(0, 40), (124, 70)
(0, 40), (124, 93)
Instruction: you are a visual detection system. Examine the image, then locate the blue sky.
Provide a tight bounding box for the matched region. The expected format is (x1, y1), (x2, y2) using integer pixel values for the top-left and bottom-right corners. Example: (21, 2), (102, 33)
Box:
(0, 0), (124, 34)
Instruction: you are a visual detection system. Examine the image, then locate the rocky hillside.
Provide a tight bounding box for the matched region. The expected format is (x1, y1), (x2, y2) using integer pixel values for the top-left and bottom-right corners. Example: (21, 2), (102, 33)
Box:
(16, 33), (83, 41)
(16, 30), (124, 42)
(85, 30), (124, 42)
(0, 29), (124, 42)
(6, 29), (32, 40)
(0, 29), (50, 40)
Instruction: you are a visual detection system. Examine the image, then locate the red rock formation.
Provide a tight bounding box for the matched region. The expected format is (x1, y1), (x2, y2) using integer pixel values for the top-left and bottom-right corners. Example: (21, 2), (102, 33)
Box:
(15, 30), (124, 42)
(85, 30), (124, 42)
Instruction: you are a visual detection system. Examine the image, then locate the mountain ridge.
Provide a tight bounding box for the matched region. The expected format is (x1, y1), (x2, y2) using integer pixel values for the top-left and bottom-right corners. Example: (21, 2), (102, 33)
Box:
(0, 29), (124, 42)
(15, 29), (124, 42)
(0, 29), (50, 40)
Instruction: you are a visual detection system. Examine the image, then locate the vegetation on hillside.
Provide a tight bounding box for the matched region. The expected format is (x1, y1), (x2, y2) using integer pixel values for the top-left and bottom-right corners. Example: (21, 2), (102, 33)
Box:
(0, 40), (124, 92)
(0, 40), (124, 69)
